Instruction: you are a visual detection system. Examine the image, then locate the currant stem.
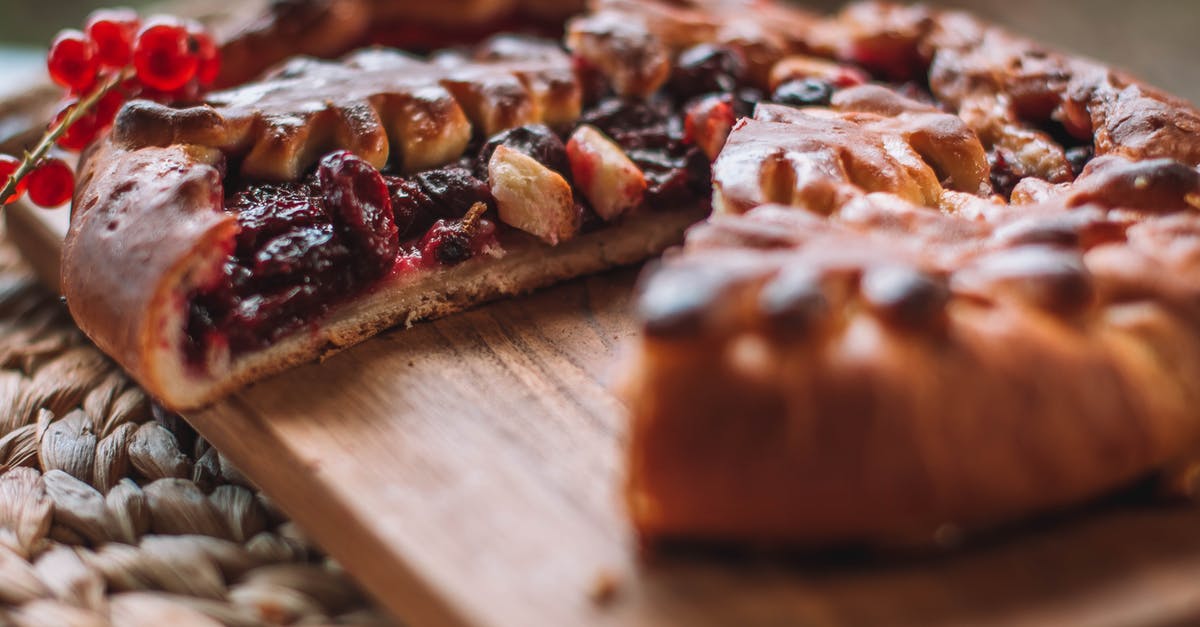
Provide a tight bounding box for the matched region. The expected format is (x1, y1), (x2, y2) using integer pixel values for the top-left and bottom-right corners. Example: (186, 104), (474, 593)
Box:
(0, 67), (133, 208)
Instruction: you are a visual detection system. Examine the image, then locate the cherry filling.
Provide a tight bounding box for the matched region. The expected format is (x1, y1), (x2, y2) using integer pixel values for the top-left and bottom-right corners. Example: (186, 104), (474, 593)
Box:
(181, 38), (777, 369)
(182, 93), (714, 368)
(581, 98), (711, 206)
(184, 149), (506, 365)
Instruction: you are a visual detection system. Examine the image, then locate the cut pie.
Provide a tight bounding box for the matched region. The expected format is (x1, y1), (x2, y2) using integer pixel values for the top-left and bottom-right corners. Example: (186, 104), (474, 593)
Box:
(618, 1), (1200, 547)
(63, 17), (753, 410)
(60, 0), (1200, 547)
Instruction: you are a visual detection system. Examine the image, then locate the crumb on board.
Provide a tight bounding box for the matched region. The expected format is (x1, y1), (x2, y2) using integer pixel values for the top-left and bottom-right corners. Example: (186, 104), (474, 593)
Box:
(589, 569), (621, 606)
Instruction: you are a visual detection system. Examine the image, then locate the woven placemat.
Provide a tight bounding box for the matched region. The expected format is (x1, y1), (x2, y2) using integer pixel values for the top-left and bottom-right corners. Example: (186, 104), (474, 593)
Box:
(0, 227), (394, 625)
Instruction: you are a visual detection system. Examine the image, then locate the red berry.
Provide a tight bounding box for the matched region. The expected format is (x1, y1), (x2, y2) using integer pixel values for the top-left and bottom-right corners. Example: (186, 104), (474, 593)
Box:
(419, 220), (472, 265)
(52, 100), (102, 152)
(189, 25), (220, 87)
(833, 66), (870, 89)
(132, 17), (199, 91)
(67, 73), (99, 97)
(94, 88), (127, 128)
(26, 158), (75, 208)
(116, 75), (144, 100)
(0, 155), (26, 204)
(47, 30), (98, 91)
(86, 8), (140, 69)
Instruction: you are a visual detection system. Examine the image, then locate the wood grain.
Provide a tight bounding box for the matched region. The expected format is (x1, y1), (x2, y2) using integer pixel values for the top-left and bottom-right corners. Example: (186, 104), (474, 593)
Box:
(186, 275), (1200, 627)
(12, 200), (1200, 626)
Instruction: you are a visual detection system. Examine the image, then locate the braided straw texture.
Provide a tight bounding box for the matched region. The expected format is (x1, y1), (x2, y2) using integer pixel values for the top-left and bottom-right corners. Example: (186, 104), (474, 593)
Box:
(0, 229), (394, 625)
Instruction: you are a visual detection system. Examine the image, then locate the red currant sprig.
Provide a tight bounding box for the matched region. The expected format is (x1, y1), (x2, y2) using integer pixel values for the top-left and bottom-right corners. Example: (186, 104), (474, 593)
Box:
(0, 8), (221, 209)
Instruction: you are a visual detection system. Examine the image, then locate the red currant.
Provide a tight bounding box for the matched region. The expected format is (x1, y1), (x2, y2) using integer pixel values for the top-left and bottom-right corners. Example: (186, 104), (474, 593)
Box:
(94, 88), (127, 128)
(26, 158), (75, 208)
(132, 17), (199, 91)
(116, 74), (144, 100)
(67, 73), (99, 97)
(189, 25), (220, 87)
(0, 155), (26, 204)
(47, 30), (98, 91)
(52, 100), (102, 152)
(86, 8), (140, 69)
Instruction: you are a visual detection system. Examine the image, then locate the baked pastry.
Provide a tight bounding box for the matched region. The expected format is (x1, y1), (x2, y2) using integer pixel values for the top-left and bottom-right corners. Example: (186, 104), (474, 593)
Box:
(66, 0), (840, 411)
(63, 18), (769, 410)
(61, 0), (1200, 546)
(620, 1), (1200, 547)
(217, 0), (586, 86)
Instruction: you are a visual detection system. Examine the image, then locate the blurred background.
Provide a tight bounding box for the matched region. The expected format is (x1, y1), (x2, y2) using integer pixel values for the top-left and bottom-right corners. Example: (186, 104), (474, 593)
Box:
(0, 0), (1195, 102)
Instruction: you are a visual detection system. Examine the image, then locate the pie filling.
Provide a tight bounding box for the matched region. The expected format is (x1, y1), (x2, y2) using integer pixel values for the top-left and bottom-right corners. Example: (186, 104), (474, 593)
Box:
(180, 36), (1096, 371)
(180, 50), (726, 369)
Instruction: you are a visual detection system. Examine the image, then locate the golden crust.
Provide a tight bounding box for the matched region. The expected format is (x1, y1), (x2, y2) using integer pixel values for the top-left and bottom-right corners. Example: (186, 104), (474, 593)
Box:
(713, 98), (991, 216)
(66, 134), (706, 410)
(365, 0), (584, 24)
(627, 197), (1200, 547)
(566, 0), (820, 97)
(216, 0), (373, 88)
(623, 1), (1200, 548)
(113, 45), (580, 182)
(216, 0), (587, 87)
(63, 141), (235, 403)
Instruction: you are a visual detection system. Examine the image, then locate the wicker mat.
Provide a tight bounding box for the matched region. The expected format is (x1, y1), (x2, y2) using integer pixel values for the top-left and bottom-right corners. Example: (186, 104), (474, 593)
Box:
(0, 228), (393, 625)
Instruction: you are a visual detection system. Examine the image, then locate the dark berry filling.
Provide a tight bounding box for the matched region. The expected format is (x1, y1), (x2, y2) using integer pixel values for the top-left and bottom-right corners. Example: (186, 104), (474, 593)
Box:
(180, 38), (760, 370)
(1065, 145), (1095, 178)
(771, 79), (834, 108)
(415, 203), (497, 267)
(185, 150), (507, 367)
(184, 106), (712, 368)
(476, 124), (570, 178)
(988, 149), (1023, 200)
(185, 152), (393, 364)
(580, 97), (711, 205)
(668, 44), (748, 102)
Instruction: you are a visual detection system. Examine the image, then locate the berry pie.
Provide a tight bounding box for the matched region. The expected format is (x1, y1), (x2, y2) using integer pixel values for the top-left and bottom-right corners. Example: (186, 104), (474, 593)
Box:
(617, 1), (1200, 546)
(58, 0), (1200, 549)
(63, 27), (722, 410)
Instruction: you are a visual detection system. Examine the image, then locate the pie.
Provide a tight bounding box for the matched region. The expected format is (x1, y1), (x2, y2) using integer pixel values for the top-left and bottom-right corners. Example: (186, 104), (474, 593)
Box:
(60, 0), (1200, 547)
(617, 1), (1200, 547)
(63, 22), (726, 410)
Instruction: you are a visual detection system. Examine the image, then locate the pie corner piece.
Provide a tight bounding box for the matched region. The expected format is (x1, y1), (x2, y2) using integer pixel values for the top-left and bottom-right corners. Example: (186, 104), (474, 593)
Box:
(610, 1), (1200, 548)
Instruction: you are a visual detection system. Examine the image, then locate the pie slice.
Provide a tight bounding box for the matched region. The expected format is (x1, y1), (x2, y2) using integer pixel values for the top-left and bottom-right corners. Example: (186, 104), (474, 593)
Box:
(64, 12), (788, 410)
(66, 0), (847, 411)
(619, 2), (1200, 547)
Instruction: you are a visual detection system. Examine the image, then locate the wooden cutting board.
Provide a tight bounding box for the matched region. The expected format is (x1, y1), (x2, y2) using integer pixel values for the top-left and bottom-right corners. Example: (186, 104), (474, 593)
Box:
(13, 199), (1200, 627)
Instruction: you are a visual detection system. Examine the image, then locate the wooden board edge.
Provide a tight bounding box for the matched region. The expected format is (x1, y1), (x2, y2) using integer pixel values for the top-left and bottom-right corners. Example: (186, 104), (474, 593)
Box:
(192, 396), (473, 627)
(5, 200), (68, 294)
